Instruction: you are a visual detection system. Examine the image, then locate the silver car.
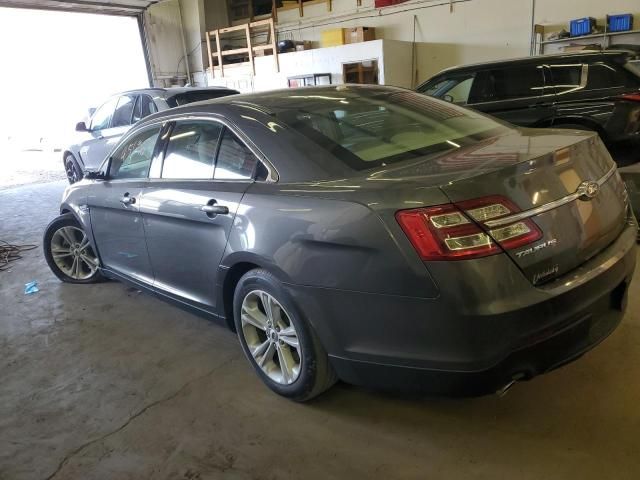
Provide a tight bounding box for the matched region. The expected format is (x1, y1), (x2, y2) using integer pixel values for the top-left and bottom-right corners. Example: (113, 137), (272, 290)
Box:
(63, 87), (238, 184)
(44, 86), (636, 401)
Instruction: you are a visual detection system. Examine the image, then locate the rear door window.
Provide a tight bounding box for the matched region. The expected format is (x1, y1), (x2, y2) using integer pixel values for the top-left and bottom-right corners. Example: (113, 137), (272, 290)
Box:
(133, 95), (158, 123)
(161, 121), (223, 179)
(141, 95), (158, 119)
(547, 64), (583, 94)
(473, 64), (545, 103)
(111, 95), (136, 127)
(214, 129), (260, 180)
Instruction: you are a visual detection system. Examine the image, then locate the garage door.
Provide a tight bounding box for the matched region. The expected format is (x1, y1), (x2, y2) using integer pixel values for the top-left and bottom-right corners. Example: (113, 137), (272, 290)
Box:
(0, 0), (154, 16)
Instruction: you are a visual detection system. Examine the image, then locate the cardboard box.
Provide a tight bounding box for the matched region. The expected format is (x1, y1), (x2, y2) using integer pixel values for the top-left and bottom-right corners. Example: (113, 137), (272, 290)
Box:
(321, 28), (345, 48)
(345, 27), (375, 44)
(295, 41), (313, 51)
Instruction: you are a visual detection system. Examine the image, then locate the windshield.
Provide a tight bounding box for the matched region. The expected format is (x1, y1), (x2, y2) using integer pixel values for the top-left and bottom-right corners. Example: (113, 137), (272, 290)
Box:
(272, 89), (507, 170)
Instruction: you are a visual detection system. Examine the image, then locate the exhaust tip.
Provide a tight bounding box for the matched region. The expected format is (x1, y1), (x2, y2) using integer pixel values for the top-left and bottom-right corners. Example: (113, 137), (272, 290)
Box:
(496, 372), (528, 397)
(496, 380), (516, 397)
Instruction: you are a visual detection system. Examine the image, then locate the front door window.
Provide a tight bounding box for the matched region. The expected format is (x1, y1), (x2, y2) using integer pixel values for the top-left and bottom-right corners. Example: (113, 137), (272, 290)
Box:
(110, 127), (161, 180)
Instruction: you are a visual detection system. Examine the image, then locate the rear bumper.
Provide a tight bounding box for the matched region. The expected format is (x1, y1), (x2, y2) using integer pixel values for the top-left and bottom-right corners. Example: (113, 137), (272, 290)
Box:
(285, 218), (637, 395)
(329, 289), (626, 395)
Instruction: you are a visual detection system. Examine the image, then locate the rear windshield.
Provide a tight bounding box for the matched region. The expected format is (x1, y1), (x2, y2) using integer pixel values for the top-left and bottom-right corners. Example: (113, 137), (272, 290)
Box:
(272, 89), (508, 170)
(167, 90), (236, 107)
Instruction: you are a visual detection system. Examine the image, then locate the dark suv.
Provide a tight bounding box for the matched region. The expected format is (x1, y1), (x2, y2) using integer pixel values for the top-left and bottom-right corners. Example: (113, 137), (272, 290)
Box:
(417, 51), (640, 152)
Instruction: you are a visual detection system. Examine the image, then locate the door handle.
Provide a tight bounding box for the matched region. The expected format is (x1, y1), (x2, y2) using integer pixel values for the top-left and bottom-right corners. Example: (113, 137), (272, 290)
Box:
(201, 201), (229, 217)
(120, 193), (136, 206)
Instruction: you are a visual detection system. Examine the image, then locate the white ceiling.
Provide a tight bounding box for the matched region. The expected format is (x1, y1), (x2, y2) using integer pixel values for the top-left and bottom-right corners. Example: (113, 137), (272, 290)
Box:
(0, 0), (156, 16)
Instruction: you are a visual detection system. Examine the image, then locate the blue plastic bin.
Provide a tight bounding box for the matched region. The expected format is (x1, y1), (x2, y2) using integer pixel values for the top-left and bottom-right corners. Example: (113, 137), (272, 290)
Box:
(607, 14), (633, 32)
(570, 17), (596, 37)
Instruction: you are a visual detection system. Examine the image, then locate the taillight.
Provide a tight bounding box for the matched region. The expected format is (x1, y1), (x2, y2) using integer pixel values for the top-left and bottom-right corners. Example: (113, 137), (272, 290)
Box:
(396, 195), (542, 261)
(619, 92), (640, 102)
(396, 205), (500, 260)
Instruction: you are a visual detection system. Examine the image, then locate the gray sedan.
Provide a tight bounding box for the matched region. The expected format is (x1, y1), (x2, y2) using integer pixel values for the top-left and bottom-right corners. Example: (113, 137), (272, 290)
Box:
(44, 85), (636, 400)
(63, 87), (238, 184)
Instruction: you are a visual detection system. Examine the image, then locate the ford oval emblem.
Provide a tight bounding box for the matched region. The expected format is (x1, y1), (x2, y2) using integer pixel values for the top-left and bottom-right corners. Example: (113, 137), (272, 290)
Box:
(577, 180), (600, 200)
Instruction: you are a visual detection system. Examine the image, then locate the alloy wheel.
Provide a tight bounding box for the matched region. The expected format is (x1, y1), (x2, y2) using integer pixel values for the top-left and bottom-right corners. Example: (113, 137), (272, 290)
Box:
(240, 290), (301, 385)
(65, 158), (79, 183)
(50, 226), (99, 280)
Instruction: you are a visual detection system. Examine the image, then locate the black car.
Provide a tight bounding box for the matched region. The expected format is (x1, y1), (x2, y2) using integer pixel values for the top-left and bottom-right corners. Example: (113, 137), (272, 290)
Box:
(417, 51), (640, 152)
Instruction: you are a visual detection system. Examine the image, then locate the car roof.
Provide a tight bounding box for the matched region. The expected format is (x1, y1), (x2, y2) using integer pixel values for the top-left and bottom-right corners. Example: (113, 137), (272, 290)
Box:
(430, 50), (630, 77)
(177, 84), (409, 112)
(134, 84), (410, 138)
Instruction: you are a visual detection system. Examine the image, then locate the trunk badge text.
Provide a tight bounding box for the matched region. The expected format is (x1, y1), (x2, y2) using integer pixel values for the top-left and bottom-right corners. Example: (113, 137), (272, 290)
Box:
(515, 238), (558, 259)
(577, 180), (600, 201)
(533, 264), (560, 284)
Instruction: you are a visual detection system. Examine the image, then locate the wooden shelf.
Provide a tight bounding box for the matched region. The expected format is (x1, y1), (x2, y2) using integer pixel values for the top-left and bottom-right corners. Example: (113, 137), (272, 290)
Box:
(206, 17), (279, 78)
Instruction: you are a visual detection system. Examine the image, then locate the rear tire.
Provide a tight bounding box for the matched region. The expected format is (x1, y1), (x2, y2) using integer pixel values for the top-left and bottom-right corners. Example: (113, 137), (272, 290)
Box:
(233, 269), (337, 401)
(64, 154), (83, 184)
(43, 214), (104, 284)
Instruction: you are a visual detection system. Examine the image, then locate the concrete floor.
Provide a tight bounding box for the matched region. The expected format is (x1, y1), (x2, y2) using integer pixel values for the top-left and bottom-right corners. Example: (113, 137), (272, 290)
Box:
(0, 148), (65, 191)
(1, 180), (640, 480)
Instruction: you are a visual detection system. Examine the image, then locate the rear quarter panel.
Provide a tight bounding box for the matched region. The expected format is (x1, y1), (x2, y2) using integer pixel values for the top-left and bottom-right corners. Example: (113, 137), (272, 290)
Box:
(221, 182), (440, 299)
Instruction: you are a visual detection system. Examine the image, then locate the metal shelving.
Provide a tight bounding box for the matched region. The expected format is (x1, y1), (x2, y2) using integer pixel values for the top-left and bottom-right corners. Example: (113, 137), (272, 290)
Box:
(540, 28), (640, 45)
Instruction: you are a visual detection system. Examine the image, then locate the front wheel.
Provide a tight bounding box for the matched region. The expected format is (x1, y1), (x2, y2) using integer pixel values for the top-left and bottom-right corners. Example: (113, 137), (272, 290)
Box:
(43, 214), (104, 283)
(64, 154), (83, 184)
(233, 269), (337, 401)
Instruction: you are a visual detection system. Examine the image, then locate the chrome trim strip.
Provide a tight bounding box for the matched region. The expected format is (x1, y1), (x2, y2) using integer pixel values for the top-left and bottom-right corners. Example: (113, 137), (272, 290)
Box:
(484, 164), (617, 228)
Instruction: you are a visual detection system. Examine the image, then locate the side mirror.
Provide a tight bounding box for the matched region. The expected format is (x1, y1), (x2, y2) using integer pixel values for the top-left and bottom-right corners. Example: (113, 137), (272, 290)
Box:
(442, 94), (454, 103)
(85, 157), (111, 180)
(75, 121), (88, 132)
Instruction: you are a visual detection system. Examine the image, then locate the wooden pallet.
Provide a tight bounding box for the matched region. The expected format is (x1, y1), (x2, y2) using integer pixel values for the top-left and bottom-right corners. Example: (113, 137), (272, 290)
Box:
(206, 17), (279, 78)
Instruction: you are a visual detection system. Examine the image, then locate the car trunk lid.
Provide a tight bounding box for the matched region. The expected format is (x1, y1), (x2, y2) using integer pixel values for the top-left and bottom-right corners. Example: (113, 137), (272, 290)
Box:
(374, 129), (628, 284)
(437, 131), (628, 285)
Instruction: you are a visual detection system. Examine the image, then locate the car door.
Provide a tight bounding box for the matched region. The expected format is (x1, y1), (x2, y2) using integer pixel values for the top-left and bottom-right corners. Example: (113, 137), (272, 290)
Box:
(78, 97), (118, 170)
(140, 119), (261, 312)
(548, 61), (636, 139)
(467, 63), (556, 127)
(80, 95), (137, 170)
(87, 124), (163, 286)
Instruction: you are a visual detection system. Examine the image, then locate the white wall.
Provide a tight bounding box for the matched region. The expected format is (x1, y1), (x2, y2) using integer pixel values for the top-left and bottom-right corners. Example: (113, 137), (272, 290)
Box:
(275, 0), (640, 83)
(207, 39), (412, 91)
(145, 0), (640, 87)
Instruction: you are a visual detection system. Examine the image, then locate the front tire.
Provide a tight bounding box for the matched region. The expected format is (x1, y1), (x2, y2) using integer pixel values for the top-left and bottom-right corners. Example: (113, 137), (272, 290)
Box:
(233, 269), (337, 401)
(64, 154), (83, 184)
(43, 214), (104, 284)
